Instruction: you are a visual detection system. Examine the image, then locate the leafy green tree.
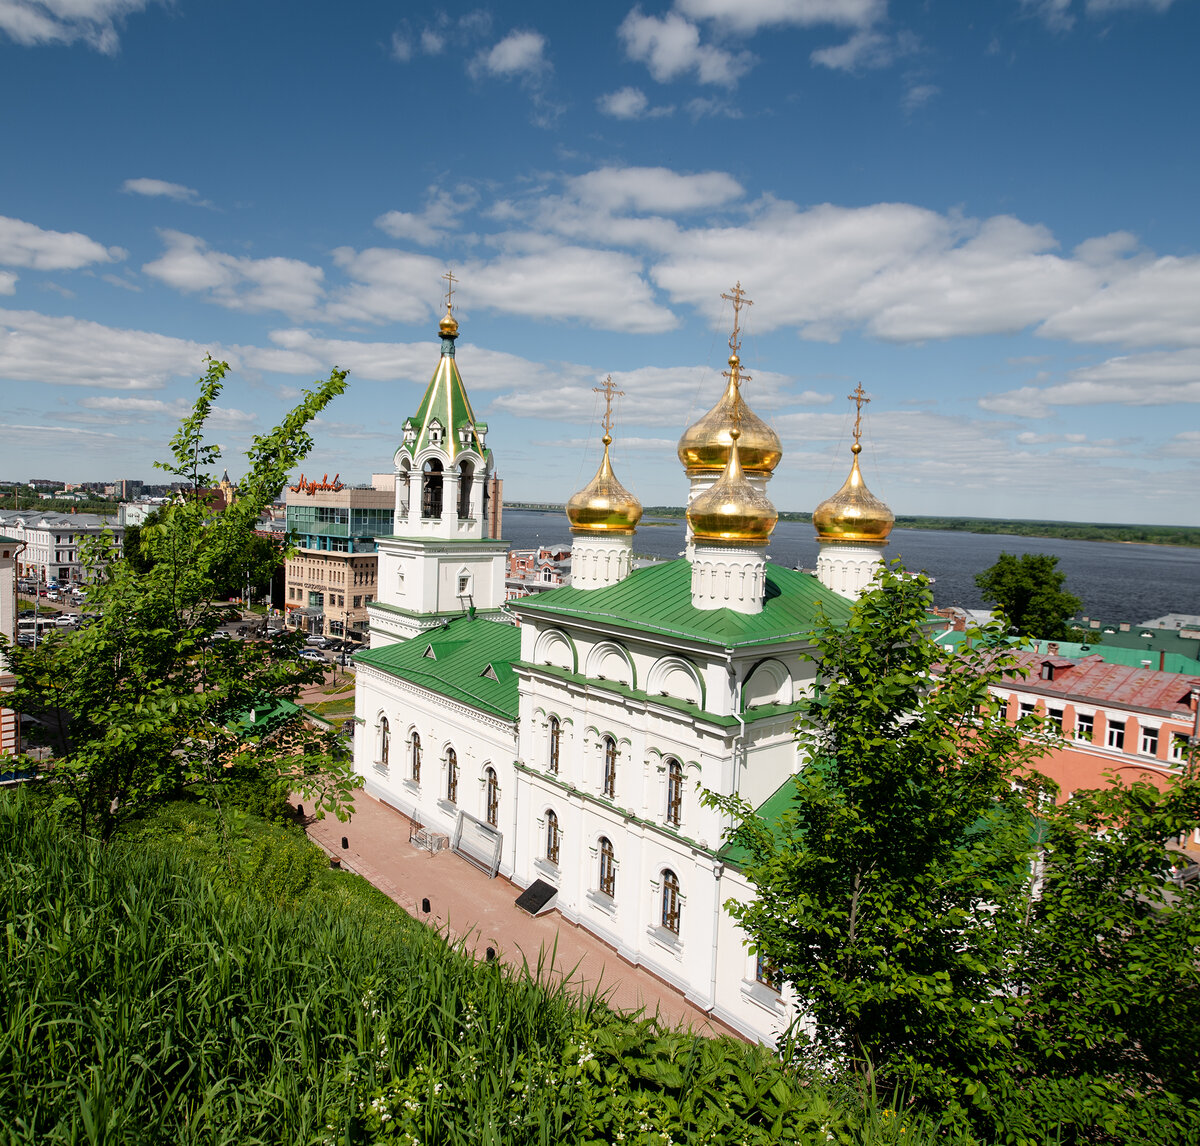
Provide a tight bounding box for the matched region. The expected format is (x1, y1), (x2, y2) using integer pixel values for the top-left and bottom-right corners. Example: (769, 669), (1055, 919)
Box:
(999, 776), (1200, 1144)
(2, 357), (357, 841)
(708, 565), (1200, 1141)
(125, 507), (282, 601)
(706, 565), (1049, 1107)
(974, 551), (1086, 641)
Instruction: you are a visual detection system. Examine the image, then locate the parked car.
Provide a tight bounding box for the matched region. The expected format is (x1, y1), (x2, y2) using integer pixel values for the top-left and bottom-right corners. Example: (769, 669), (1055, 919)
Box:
(304, 635), (328, 648)
(56, 614), (80, 627)
(298, 649), (326, 662)
(211, 630), (232, 641)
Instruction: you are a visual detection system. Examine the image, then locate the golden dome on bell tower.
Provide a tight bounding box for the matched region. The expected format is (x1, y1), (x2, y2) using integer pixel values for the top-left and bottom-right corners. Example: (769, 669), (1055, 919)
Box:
(438, 268), (460, 339)
(813, 384), (894, 544)
(565, 377), (643, 535)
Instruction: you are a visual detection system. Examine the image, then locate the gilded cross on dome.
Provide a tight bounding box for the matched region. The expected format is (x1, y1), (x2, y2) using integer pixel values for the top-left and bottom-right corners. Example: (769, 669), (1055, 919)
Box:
(721, 281), (753, 356)
(721, 282), (753, 423)
(593, 375), (624, 444)
(848, 383), (870, 454)
(442, 268), (458, 314)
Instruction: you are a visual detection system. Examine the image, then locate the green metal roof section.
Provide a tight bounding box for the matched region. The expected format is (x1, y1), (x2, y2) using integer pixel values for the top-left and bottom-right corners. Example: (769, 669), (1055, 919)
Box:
(934, 629), (1200, 676)
(719, 776), (799, 868)
(718, 770), (1045, 870)
(354, 615), (521, 721)
(227, 696), (304, 737)
(0, 535), (20, 543)
(402, 338), (487, 463)
(513, 558), (854, 648)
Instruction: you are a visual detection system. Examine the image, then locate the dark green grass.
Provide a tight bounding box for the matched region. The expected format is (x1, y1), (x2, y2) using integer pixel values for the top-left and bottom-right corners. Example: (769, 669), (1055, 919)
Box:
(0, 792), (970, 1145)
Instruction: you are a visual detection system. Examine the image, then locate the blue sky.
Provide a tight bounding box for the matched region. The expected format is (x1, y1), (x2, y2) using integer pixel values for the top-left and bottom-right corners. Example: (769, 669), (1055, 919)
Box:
(1, 0), (1197, 524)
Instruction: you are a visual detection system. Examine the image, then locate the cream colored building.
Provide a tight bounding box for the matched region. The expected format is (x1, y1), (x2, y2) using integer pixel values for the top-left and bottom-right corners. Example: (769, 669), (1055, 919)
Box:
(284, 476), (394, 640)
(1, 534), (20, 756)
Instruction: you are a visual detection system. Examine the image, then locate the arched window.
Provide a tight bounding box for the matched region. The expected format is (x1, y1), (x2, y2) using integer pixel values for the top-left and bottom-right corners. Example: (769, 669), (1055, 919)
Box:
(666, 758), (683, 827)
(410, 730), (421, 783)
(546, 810), (560, 865)
(548, 716), (560, 774)
(485, 767), (499, 826)
(379, 717), (390, 768)
(598, 836), (615, 898)
(602, 736), (617, 798)
(661, 869), (681, 934)
(458, 460), (474, 519)
(422, 459), (444, 519)
(446, 747), (458, 803)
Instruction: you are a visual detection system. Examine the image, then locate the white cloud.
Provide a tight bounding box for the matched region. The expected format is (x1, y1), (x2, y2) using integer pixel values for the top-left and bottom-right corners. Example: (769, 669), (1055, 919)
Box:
(677, 0), (885, 33)
(420, 28), (445, 54)
(597, 86), (674, 119)
(0, 307), (211, 389)
(811, 27), (916, 71)
(0, 214), (125, 270)
(619, 9), (754, 87)
(0, 0), (152, 54)
(389, 31), (412, 61)
(121, 177), (209, 205)
(1021, 0), (1075, 31)
(567, 167), (744, 214)
(0, 271), (15, 294)
(649, 202), (1104, 341)
(980, 348), (1200, 415)
(142, 231), (325, 318)
(77, 394), (256, 427)
(492, 362), (802, 427)
(1086, 0), (1177, 13)
(1036, 255), (1200, 347)
(1161, 430), (1200, 458)
(374, 186), (478, 247)
(330, 241), (676, 334)
(469, 29), (549, 80)
(902, 82), (939, 113)
(101, 272), (141, 291)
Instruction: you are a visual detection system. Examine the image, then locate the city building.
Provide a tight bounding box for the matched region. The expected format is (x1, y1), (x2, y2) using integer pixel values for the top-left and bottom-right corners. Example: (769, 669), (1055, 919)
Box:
(284, 475), (394, 640)
(1, 534), (20, 757)
(351, 287), (892, 1044)
(505, 545), (570, 599)
(988, 650), (1199, 802)
(0, 510), (123, 586)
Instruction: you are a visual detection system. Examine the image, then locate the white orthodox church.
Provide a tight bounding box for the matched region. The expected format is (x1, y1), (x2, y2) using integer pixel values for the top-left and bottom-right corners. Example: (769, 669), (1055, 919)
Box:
(352, 287), (895, 1045)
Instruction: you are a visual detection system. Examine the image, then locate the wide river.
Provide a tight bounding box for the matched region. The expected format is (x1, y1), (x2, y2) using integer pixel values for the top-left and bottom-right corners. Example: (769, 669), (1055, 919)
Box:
(502, 509), (1200, 623)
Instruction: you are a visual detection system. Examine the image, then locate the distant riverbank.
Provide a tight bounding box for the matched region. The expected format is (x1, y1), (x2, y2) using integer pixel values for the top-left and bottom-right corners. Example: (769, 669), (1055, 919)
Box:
(505, 504), (1200, 549)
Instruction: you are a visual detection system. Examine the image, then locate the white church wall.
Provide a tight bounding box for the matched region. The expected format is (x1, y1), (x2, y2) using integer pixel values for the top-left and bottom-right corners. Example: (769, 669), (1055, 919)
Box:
(353, 661), (519, 875)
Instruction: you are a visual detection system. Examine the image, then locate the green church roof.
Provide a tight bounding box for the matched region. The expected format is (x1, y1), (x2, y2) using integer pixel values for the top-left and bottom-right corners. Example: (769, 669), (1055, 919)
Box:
(402, 339), (487, 463)
(513, 558), (854, 648)
(354, 615), (521, 721)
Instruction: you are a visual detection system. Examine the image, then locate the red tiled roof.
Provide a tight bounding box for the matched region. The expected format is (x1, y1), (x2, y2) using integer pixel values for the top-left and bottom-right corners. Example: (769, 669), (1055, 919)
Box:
(1000, 650), (1200, 714)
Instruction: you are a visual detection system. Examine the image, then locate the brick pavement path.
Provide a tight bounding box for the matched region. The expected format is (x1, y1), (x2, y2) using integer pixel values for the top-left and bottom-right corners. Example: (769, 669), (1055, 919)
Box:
(300, 789), (743, 1040)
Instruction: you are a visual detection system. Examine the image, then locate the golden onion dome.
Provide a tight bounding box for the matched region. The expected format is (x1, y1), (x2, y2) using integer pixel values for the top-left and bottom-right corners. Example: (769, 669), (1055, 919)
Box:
(677, 355), (782, 475)
(438, 307), (459, 338)
(688, 429), (778, 544)
(566, 435), (643, 535)
(813, 444), (894, 543)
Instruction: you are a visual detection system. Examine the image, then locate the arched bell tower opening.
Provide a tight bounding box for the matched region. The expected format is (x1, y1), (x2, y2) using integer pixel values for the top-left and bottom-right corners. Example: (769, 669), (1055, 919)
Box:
(422, 459), (444, 520)
(458, 459), (475, 520)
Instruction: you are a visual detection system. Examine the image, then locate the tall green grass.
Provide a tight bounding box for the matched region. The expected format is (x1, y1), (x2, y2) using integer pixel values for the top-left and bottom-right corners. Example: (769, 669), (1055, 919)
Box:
(0, 792), (976, 1144)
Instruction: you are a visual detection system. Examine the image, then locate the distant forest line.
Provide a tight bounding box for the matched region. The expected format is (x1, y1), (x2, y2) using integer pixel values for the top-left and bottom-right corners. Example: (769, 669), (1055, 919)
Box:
(507, 503), (1200, 549)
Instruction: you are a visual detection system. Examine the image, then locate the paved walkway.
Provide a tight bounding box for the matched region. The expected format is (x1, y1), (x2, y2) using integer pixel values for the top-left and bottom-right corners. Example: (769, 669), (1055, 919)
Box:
(299, 789), (742, 1040)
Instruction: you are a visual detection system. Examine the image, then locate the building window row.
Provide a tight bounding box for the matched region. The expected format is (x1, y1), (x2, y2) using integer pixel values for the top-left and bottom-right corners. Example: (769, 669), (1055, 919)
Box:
(1008, 693), (1191, 764)
(542, 721), (689, 827)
